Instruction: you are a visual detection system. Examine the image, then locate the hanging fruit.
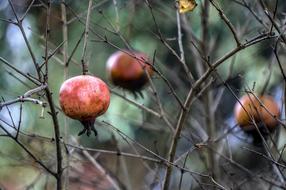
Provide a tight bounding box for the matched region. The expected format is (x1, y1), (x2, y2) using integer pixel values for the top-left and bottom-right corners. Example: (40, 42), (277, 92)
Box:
(59, 75), (110, 136)
(106, 51), (153, 97)
(234, 94), (280, 132)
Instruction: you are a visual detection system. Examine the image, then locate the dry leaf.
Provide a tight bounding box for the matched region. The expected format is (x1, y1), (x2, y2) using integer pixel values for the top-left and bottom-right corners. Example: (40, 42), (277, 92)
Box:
(178, 0), (197, 13)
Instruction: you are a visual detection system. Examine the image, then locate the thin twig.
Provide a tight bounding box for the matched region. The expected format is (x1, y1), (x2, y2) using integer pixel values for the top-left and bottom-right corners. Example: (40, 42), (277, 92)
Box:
(258, 0), (286, 43)
(45, 88), (63, 190)
(66, 0), (109, 25)
(112, 0), (120, 31)
(209, 0), (241, 46)
(20, 0), (37, 21)
(81, 0), (93, 75)
(71, 137), (121, 190)
(0, 57), (40, 85)
(61, 0), (70, 188)
(145, 0), (194, 82)
(110, 89), (161, 118)
(0, 124), (56, 176)
(176, 8), (194, 82)
(0, 85), (48, 109)
(7, 0), (42, 81)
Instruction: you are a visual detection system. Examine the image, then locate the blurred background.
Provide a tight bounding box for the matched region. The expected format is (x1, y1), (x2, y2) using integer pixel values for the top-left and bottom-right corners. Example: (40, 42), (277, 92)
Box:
(0, 0), (286, 189)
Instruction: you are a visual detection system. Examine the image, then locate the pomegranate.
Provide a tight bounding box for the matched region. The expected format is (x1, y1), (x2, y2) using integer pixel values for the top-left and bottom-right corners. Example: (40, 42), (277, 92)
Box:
(59, 75), (110, 136)
(106, 50), (153, 96)
(234, 94), (280, 132)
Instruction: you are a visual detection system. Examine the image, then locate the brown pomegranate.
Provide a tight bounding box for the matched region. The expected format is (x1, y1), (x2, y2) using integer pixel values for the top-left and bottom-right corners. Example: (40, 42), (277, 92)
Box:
(234, 94), (280, 131)
(59, 75), (110, 136)
(106, 51), (153, 95)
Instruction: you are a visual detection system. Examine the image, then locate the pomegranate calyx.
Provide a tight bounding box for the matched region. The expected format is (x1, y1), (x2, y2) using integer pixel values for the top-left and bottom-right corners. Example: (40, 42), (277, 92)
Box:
(79, 119), (97, 136)
(132, 91), (144, 99)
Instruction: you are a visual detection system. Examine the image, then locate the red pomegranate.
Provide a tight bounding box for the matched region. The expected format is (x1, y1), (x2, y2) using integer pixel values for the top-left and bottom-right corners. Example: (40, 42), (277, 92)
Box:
(106, 51), (153, 96)
(59, 75), (110, 136)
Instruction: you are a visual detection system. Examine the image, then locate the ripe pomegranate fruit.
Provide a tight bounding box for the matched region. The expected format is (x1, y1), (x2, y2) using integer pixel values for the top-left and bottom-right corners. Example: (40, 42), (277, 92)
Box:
(234, 94), (280, 132)
(106, 50), (153, 96)
(59, 75), (110, 136)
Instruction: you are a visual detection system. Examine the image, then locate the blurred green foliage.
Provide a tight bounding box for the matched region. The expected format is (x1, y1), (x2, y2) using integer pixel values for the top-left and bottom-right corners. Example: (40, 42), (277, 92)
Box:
(0, 0), (285, 189)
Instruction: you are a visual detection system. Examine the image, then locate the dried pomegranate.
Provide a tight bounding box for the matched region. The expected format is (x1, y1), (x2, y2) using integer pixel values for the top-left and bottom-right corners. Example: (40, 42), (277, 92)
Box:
(106, 51), (153, 97)
(59, 75), (110, 136)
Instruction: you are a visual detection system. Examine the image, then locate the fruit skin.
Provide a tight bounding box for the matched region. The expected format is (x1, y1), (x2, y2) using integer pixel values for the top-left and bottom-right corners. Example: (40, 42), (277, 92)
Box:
(59, 75), (110, 136)
(234, 94), (280, 131)
(106, 51), (153, 93)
